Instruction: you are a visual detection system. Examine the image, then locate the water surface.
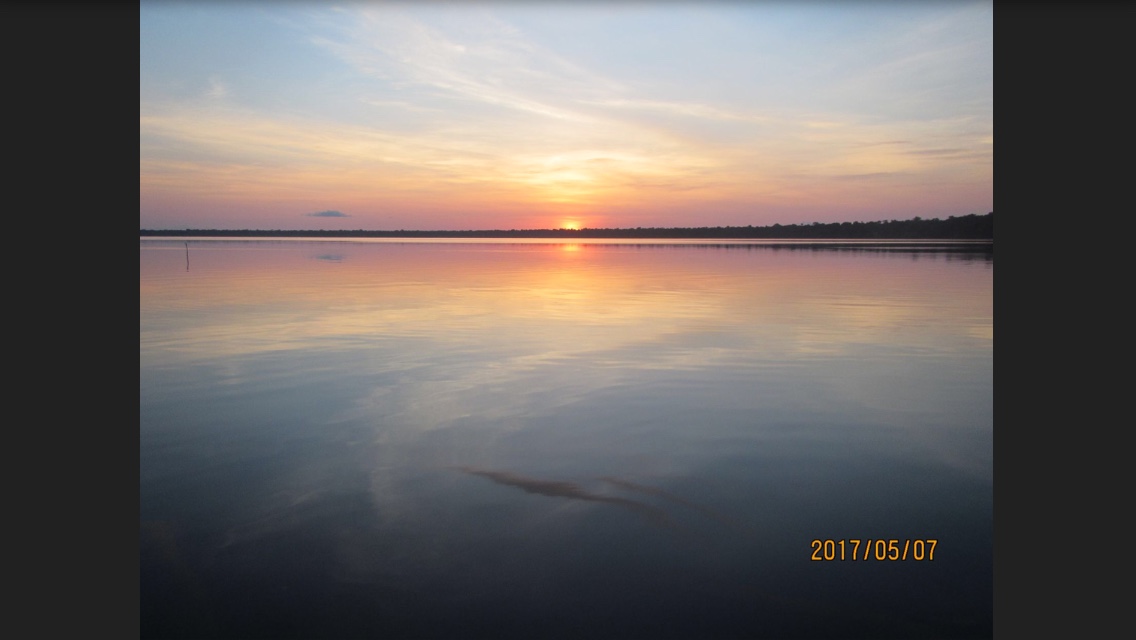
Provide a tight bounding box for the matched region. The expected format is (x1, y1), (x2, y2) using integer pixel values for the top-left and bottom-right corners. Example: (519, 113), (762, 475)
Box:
(140, 239), (993, 638)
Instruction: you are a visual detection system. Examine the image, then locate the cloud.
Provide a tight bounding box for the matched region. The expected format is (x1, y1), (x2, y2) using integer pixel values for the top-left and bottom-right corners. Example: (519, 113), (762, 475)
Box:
(315, 7), (615, 124)
(207, 77), (228, 99)
(307, 210), (349, 217)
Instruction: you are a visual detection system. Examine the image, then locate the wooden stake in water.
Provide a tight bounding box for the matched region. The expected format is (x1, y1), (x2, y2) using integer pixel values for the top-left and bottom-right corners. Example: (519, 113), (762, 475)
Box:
(185, 242), (190, 271)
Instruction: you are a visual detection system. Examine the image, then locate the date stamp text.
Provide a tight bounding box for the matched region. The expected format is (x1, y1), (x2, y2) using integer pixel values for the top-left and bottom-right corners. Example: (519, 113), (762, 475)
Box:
(810, 539), (937, 561)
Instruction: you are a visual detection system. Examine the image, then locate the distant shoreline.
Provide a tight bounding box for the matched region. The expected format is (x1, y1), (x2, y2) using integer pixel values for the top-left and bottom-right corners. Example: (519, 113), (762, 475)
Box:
(141, 213), (991, 240)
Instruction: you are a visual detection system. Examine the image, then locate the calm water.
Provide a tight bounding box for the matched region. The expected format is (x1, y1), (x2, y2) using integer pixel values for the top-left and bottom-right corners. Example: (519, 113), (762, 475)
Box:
(140, 238), (993, 639)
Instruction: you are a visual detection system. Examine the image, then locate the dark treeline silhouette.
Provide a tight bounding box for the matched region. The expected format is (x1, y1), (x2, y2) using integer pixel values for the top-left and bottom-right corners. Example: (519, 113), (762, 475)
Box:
(142, 212), (992, 239)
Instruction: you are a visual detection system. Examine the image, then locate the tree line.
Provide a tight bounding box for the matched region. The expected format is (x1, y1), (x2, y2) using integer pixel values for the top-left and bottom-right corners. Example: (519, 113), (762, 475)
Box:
(141, 212), (992, 240)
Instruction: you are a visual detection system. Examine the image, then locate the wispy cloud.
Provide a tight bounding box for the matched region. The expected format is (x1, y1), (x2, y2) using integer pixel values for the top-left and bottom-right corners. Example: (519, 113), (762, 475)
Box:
(307, 210), (348, 217)
(206, 77), (228, 99)
(312, 8), (608, 123)
(580, 98), (773, 124)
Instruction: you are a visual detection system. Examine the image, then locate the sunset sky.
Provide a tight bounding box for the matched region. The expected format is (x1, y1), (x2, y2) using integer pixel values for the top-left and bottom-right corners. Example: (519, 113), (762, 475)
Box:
(140, 1), (992, 231)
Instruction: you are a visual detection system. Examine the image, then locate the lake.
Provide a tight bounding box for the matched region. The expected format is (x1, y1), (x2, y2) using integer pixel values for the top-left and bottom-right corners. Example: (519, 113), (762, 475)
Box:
(140, 238), (993, 638)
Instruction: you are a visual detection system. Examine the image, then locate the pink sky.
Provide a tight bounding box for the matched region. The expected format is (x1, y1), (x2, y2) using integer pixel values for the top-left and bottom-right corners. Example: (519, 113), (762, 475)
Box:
(140, 3), (992, 230)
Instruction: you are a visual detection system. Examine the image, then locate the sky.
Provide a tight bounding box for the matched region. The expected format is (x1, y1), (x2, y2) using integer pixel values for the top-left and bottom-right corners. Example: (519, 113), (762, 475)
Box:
(140, 1), (992, 231)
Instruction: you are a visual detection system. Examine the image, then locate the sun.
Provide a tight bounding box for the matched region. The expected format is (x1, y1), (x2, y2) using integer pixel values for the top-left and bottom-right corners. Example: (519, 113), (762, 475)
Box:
(560, 220), (581, 230)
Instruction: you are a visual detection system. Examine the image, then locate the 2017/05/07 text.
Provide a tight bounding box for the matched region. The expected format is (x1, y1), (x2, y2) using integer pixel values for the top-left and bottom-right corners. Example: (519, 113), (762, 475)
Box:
(810, 539), (937, 561)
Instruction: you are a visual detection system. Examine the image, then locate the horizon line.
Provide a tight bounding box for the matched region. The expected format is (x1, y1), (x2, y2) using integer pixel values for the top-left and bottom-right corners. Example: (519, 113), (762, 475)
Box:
(141, 212), (992, 234)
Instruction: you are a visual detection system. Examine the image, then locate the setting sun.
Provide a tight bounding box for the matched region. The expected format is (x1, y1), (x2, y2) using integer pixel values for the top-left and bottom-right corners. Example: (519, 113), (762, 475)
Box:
(560, 220), (581, 230)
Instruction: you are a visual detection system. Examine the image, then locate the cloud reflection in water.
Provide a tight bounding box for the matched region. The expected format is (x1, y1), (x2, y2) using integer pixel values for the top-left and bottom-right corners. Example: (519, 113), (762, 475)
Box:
(454, 466), (748, 535)
(454, 466), (676, 528)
